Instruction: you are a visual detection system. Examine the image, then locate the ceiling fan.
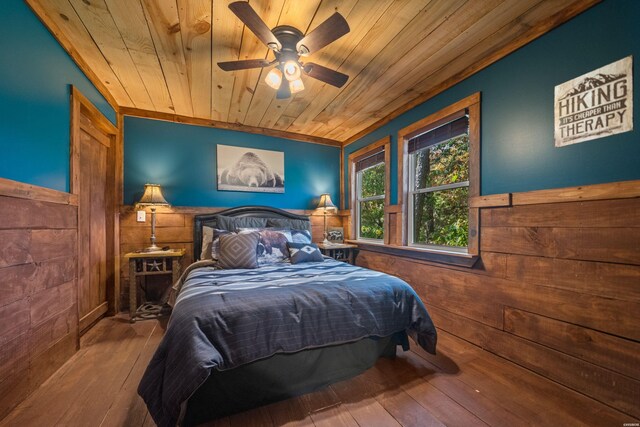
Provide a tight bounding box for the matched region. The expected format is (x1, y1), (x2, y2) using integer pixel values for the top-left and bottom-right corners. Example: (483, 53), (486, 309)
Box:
(217, 1), (350, 99)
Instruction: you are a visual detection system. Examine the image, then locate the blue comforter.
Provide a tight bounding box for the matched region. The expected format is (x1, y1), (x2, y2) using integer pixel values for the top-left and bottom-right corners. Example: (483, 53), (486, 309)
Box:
(138, 259), (437, 427)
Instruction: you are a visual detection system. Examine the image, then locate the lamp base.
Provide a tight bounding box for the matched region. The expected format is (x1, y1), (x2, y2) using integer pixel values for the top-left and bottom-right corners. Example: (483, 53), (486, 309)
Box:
(322, 238), (333, 246)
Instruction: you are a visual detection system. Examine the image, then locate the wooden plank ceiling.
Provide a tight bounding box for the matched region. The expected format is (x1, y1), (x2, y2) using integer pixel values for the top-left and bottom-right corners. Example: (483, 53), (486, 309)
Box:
(27, 0), (596, 145)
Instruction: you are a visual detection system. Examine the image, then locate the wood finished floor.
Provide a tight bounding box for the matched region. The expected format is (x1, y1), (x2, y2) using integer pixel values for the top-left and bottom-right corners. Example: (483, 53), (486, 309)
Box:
(1, 315), (633, 427)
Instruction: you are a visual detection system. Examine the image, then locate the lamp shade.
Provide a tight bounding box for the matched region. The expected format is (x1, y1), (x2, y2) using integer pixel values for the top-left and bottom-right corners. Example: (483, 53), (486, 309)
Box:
(265, 68), (282, 89)
(283, 60), (301, 81)
(137, 184), (170, 207)
(316, 193), (337, 211)
(289, 78), (304, 94)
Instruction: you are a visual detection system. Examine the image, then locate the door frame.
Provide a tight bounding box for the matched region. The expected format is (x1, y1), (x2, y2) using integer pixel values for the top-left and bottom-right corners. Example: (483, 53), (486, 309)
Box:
(70, 86), (120, 332)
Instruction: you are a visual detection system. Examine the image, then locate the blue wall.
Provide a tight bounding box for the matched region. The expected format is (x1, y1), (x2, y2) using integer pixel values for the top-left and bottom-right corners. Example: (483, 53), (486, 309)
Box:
(124, 117), (340, 209)
(0, 2), (115, 192)
(345, 0), (639, 204)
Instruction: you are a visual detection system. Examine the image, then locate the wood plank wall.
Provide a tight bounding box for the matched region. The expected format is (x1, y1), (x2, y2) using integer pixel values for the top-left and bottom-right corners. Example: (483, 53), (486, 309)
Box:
(0, 180), (79, 419)
(119, 206), (345, 309)
(354, 189), (640, 418)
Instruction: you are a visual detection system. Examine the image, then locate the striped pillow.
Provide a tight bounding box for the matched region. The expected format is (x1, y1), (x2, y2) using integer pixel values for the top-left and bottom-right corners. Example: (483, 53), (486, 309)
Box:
(217, 232), (260, 269)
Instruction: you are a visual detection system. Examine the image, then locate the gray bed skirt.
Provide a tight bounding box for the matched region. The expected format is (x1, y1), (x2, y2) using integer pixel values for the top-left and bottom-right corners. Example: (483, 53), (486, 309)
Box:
(183, 332), (406, 426)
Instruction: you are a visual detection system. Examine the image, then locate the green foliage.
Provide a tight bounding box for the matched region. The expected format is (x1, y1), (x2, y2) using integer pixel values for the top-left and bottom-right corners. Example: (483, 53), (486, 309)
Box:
(360, 163), (385, 197)
(413, 135), (469, 247)
(359, 200), (384, 239)
(413, 188), (468, 247)
(359, 163), (385, 239)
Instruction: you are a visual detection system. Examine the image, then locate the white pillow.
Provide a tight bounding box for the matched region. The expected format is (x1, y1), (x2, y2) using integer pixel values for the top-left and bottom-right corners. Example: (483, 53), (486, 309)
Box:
(200, 226), (214, 260)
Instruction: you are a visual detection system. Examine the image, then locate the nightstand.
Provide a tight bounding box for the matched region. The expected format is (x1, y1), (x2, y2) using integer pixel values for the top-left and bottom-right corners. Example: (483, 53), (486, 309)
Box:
(317, 243), (359, 265)
(125, 249), (185, 322)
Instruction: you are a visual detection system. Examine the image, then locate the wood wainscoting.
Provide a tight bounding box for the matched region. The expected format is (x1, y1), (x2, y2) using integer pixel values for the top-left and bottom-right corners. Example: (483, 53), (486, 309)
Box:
(352, 181), (640, 419)
(0, 178), (79, 419)
(118, 206), (346, 309)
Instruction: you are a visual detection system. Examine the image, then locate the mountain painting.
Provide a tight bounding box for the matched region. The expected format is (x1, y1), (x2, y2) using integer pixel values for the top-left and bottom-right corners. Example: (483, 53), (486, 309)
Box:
(554, 56), (633, 147)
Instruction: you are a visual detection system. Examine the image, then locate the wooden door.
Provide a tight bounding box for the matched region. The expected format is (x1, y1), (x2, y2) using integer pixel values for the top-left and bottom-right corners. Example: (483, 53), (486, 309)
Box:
(71, 88), (118, 334)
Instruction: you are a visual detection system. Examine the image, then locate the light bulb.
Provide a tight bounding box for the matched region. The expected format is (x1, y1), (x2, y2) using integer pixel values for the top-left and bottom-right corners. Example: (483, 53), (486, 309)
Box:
(283, 60), (301, 81)
(289, 78), (304, 94)
(265, 68), (282, 89)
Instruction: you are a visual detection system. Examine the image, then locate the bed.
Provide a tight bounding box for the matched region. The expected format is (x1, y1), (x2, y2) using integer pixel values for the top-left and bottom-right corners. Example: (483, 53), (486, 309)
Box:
(138, 206), (437, 427)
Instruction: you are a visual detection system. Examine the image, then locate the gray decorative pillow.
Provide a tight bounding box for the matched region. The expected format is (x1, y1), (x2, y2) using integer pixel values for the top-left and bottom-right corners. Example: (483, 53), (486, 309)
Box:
(217, 232), (260, 269)
(287, 242), (324, 264)
(200, 226), (214, 260)
(267, 217), (311, 231)
(215, 215), (268, 231)
(238, 228), (292, 265)
(211, 228), (232, 260)
(290, 229), (312, 244)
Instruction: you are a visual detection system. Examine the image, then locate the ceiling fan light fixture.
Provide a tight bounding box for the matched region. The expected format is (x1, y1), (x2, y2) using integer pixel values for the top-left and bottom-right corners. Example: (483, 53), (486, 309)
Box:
(265, 68), (283, 89)
(290, 78), (304, 94)
(221, 2), (351, 98)
(283, 60), (301, 81)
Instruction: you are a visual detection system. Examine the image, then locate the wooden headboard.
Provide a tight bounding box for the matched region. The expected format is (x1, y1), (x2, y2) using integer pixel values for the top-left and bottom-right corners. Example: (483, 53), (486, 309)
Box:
(193, 206), (311, 260)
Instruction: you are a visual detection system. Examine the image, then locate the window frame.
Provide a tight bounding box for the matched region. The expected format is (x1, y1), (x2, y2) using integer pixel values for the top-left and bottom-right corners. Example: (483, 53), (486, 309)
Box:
(398, 92), (480, 257)
(348, 136), (391, 244)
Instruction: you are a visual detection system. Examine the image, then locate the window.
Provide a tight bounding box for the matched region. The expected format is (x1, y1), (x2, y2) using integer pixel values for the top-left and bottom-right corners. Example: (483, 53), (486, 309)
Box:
(408, 113), (469, 251)
(399, 93), (480, 257)
(345, 95), (478, 265)
(356, 153), (385, 240)
(348, 136), (390, 243)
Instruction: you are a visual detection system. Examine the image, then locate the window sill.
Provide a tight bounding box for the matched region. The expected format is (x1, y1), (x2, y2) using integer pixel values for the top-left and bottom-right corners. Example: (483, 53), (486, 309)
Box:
(346, 240), (479, 268)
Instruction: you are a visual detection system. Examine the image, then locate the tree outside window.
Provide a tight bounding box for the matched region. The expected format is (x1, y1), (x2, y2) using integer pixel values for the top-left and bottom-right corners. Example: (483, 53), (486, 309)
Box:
(357, 163), (385, 239)
(410, 134), (469, 248)
(349, 137), (390, 243)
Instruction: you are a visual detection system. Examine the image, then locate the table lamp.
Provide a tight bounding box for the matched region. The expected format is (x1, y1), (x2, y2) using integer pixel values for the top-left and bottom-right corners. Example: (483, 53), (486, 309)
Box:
(136, 184), (170, 252)
(316, 193), (337, 245)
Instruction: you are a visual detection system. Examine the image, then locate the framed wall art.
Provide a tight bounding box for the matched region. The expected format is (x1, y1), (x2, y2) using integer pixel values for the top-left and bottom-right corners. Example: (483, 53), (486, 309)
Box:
(217, 145), (285, 193)
(327, 226), (344, 244)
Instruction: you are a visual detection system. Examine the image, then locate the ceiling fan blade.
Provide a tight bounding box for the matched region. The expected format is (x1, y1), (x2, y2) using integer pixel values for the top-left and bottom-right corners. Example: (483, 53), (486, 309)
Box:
(217, 59), (271, 71)
(303, 63), (349, 88)
(276, 77), (291, 99)
(229, 2), (281, 50)
(296, 12), (350, 55)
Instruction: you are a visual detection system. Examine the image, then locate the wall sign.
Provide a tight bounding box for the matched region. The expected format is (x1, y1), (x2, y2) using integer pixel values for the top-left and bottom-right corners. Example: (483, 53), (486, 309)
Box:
(554, 56), (633, 147)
